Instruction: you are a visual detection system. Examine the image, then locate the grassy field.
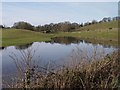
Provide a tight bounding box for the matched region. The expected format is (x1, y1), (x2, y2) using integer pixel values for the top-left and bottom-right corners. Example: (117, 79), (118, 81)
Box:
(1, 29), (52, 46)
(78, 20), (118, 31)
(0, 21), (118, 47)
(1, 28), (118, 47)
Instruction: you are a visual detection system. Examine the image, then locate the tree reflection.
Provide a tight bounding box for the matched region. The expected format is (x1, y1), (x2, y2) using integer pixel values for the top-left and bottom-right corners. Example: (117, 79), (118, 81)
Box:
(15, 43), (33, 50)
(51, 37), (82, 44)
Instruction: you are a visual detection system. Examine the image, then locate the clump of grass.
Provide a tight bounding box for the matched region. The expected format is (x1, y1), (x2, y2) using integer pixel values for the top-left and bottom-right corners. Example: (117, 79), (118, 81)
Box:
(37, 51), (119, 89)
(2, 49), (120, 89)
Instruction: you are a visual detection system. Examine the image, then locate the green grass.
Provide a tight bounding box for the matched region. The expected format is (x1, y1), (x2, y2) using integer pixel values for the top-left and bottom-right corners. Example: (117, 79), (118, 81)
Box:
(1, 29), (52, 46)
(1, 20), (118, 47)
(1, 27), (118, 47)
(78, 20), (118, 31)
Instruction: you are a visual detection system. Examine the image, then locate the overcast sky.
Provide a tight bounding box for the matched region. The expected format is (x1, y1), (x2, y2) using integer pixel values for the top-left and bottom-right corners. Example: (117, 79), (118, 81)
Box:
(2, 2), (118, 26)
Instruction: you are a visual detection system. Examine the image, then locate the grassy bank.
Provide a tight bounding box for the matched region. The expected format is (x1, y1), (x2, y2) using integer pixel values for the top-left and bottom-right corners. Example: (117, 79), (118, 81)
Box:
(37, 51), (119, 89)
(1, 28), (118, 47)
(1, 29), (52, 46)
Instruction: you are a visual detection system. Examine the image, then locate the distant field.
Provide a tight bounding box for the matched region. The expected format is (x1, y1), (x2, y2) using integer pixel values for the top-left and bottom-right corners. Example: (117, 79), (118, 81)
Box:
(1, 28), (118, 47)
(1, 29), (52, 46)
(78, 20), (118, 31)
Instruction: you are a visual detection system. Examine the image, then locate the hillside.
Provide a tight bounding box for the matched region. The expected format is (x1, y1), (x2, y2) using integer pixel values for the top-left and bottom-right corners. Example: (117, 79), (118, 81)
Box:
(78, 20), (118, 31)
(1, 20), (118, 47)
(1, 29), (52, 46)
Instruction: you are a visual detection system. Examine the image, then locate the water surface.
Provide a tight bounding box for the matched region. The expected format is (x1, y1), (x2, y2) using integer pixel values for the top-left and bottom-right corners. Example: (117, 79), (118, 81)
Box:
(1, 37), (117, 75)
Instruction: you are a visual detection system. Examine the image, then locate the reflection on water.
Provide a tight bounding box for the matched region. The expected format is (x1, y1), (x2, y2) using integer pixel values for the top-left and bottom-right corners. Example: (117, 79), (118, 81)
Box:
(1, 37), (118, 75)
(15, 42), (33, 50)
(50, 37), (91, 45)
(51, 37), (82, 44)
(50, 37), (116, 48)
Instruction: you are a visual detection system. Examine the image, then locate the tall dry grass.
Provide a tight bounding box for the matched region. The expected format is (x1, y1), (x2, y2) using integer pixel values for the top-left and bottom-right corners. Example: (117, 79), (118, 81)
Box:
(2, 48), (120, 89)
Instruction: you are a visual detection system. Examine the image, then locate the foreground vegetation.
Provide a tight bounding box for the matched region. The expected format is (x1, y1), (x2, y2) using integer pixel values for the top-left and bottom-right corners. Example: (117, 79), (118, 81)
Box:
(2, 50), (120, 89)
(1, 28), (118, 47)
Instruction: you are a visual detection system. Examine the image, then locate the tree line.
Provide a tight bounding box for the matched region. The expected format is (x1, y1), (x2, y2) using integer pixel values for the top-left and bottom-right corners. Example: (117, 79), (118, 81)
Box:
(1, 16), (120, 33)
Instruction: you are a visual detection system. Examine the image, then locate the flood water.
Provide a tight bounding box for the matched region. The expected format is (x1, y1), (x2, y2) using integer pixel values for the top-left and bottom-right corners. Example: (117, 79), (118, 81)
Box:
(1, 37), (118, 75)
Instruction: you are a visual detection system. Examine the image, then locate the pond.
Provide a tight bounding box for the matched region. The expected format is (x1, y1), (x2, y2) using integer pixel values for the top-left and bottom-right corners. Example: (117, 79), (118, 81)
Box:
(1, 37), (118, 76)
